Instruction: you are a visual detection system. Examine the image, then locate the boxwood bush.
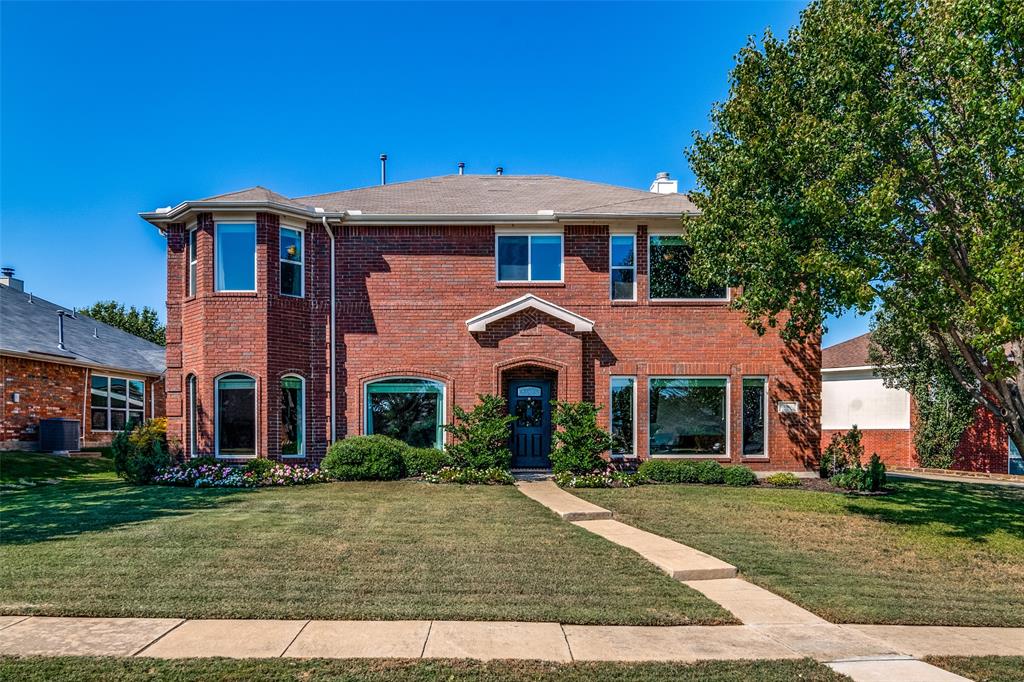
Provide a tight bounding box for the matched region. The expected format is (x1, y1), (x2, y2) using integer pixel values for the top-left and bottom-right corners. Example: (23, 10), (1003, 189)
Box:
(443, 394), (516, 470)
(722, 465), (757, 486)
(403, 447), (449, 476)
(695, 460), (725, 484)
(764, 472), (802, 487)
(322, 435), (406, 481)
(549, 400), (613, 474)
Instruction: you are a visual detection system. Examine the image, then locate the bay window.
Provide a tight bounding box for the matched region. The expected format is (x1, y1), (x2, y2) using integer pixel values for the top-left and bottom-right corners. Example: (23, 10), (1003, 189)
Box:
(648, 235), (726, 300)
(215, 222), (256, 292)
(280, 375), (305, 456)
(187, 228), (197, 296)
(610, 376), (635, 457)
(280, 227), (303, 297)
(365, 378), (444, 448)
(216, 374), (256, 457)
(649, 377), (728, 456)
(496, 234), (563, 282)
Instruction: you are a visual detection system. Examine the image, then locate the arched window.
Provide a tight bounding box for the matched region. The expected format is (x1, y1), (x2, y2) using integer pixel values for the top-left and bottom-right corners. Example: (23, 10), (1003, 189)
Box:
(186, 374), (198, 456)
(365, 377), (444, 449)
(280, 375), (305, 457)
(215, 373), (257, 457)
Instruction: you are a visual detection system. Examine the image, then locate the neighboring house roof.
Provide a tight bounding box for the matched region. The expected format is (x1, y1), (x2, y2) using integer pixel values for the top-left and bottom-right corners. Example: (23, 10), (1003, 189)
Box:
(466, 294), (596, 333)
(822, 333), (872, 369)
(0, 284), (166, 377)
(140, 174), (698, 224)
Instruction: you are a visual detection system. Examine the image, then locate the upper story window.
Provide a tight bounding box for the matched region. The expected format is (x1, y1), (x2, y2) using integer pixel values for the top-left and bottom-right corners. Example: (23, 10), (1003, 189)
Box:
(91, 375), (145, 432)
(215, 222), (256, 292)
(280, 227), (304, 297)
(496, 234), (563, 282)
(610, 235), (636, 301)
(187, 228), (198, 297)
(648, 235), (727, 300)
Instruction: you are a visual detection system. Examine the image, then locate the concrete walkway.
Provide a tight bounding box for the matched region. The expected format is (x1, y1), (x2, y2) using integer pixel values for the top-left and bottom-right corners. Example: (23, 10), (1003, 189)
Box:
(514, 480), (612, 521)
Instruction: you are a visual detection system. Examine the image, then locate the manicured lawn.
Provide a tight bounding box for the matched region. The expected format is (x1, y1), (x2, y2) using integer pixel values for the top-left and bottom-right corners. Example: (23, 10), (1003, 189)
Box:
(925, 656), (1024, 682)
(0, 451), (113, 483)
(576, 479), (1024, 626)
(0, 657), (850, 682)
(0, 454), (730, 625)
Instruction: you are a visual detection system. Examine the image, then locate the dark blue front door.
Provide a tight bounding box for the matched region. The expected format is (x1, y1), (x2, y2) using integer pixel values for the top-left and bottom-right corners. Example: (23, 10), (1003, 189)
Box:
(509, 380), (552, 469)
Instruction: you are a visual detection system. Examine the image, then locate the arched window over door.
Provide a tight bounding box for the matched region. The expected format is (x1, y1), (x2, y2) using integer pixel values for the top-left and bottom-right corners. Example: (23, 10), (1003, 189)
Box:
(365, 378), (444, 449)
(280, 375), (305, 457)
(216, 373), (256, 457)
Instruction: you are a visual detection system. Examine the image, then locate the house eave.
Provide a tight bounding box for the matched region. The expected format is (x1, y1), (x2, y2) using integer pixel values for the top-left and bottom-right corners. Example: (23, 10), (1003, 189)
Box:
(0, 349), (164, 379)
(466, 294), (596, 333)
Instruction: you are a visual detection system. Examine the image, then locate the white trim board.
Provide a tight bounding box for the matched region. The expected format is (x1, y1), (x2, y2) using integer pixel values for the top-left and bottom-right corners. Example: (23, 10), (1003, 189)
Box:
(466, 294), (595, 333)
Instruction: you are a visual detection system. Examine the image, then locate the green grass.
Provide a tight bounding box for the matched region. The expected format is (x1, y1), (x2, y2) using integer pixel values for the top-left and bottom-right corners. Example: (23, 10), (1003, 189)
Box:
(925, 656), (1024, 682)
(575, 479), (1024, 626)
(0, 454), (730, 625)
(0, 451), (113, 483)
(0, 657), (850, 682)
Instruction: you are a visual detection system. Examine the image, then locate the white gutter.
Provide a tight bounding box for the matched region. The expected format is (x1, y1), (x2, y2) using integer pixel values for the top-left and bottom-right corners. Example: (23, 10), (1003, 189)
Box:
(323, 216), (337, 443)
(821, 365), (876, 374)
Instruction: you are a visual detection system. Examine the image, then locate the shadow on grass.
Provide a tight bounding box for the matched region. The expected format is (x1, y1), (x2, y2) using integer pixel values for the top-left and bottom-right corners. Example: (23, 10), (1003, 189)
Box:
(844, 479), (1024, 543)
(0, 477), (243, 544)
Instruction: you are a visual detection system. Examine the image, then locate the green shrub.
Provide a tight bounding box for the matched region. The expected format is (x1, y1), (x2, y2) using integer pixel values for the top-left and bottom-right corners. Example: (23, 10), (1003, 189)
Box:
(637, 459), (701, 483)
(322, 435), (406, 481)
(866, 453), (887, 491)
(831, 453), (887, 492)
(723, 465), (757, 486)
(764, 472), (801, 487)
(243, 458), (276, 477)
(111, 418), (173, 484)
(424, 466), (514, 485)
(696, 460), (725, 484)
(443, 394), (516, 470)
(549, 400), (613, 474)
(820, 426), (864, 478)
(403, 447), (449, 476)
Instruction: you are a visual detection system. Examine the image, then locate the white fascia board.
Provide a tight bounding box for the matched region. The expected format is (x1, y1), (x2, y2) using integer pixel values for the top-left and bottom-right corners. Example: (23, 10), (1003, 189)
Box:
(821, 365), (877, 374)
(466, 294), (595, 333)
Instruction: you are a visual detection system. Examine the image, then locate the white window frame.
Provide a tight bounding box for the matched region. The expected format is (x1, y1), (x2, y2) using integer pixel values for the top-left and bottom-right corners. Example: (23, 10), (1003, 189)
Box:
(610, 375), (637, 458)
(648, 375), (731, 459)
(494, 233), (564, 283)
(280, 373), (306, 458)
(89, 374), (146, 433)
(279, 225), (305, 298)
(647, 233), (730, 302)
(214, 221), (258, 293)
(363, 376), (447, 449)
(187, 227), (198, 297)
(741, 376), (769, 459)
(609, 234), (637, 301)
(187, 373), (198, 456)
(214, 372), (258, 459)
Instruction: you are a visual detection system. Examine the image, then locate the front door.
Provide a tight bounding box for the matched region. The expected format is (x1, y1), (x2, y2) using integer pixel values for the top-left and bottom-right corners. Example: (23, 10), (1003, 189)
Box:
(509, 380), (552, 469)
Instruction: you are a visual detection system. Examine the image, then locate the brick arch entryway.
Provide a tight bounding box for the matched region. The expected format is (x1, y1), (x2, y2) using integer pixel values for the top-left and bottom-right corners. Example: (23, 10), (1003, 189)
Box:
(499, 363), (560, 470)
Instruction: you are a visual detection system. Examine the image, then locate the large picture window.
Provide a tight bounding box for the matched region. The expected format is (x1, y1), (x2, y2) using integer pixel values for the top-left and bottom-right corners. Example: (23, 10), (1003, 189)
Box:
(648, 235), (726, 300)
(365, 378), (444, 448)
(609, 235), (636, 301)
(280, 227), (303, 297)
(215, 222), (256, 292)
(610, 376), (635, 457)
(649, 377), (728, 456)
(187, 228), (198, 296)
(496, 234), (563, 282)
(742, 378), (768, 457)
(90, 375), (145, 432)
(216, 374), (256, 457)
(280, 375), (305, 456)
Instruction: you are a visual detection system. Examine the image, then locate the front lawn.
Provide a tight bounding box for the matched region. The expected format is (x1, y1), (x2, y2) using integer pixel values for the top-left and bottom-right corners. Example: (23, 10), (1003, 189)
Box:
(0, 454), (730, 625)
(575, 479), (1024, 626)
(0, 657), (850, 682)
(0, 451), (113, 483)
(925, 656), (1024, 682)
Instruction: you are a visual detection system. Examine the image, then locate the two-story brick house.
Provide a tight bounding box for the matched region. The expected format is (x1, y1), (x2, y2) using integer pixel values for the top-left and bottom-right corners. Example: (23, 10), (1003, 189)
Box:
(142, 173), (820, 471)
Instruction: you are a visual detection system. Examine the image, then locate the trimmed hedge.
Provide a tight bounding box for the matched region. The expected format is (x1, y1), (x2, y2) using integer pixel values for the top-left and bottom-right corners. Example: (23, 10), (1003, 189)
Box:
(637, 459), (739, 485)
(722, 465), (757, 487)
(403, 447), (449, 476)
(764, 472), (801, 487)
(322, 435), (406, 481)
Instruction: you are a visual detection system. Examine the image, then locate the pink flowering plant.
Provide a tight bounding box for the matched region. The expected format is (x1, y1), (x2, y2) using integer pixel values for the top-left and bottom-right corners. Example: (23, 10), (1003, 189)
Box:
(554, 466), (644, 489)
(152, 461), (326, 488)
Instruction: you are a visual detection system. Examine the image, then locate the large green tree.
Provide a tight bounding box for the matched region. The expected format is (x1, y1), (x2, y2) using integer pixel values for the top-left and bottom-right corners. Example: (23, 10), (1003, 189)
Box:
(81, 301), (166, 346)
(685, 0), (1024, 454)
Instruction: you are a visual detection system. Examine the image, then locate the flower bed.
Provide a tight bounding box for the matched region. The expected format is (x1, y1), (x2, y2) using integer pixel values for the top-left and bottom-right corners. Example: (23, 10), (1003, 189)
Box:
(554, 469), (644, 488)
(423, 466), (514, 485)
(153, 462), (325, 488)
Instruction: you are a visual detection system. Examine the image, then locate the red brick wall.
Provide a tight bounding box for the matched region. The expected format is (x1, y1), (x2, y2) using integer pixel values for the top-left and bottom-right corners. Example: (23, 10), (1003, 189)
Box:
(0, 355), (163, 450)
(952, 406), (1009, 473)
(820, 428), (916, 468)
(167, 219), (821, 470)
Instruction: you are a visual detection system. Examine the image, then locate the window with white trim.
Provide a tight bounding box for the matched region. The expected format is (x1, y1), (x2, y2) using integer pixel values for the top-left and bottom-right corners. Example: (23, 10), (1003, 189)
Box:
(90, 375), (145, 432)
(187, 228), (198, 297)
(609, 235), (636, 300)
(215, 222), (256, 292)
(496, 234), (563, 282)
(280, 375), (305, 456)
(742, 377), (768, 457)
(649, 377), (728, 456)
(648, 235), (726, 300)
(279, 227), (303, 297)
(187, 374), (198, 456)
(365, 378), (444, 448)
(610, 376), (635, 457)
(216, 374), (256, 457)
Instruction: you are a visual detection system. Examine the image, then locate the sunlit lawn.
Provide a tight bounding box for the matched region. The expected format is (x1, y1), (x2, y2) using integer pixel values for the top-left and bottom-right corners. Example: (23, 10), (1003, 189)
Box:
(0, 453), (729, 625)
(576, 479), (1024, 626)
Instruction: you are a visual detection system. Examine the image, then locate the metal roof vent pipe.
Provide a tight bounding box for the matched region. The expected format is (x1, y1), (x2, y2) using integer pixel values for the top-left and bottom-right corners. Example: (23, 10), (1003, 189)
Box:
(57, 311), (67, 350)
(0, 266), (24, 292)
(458, 162), (465, 175)
(380, 154), (388, 185)
(496, 166), (504, 176)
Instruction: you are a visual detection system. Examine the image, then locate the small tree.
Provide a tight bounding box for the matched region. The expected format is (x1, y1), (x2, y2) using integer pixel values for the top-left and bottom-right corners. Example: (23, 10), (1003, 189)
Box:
(820, 426), (864, 478)
(81, 300), (166, 346)
(443, 394), (517, 470)
(550, 400), (612, 474)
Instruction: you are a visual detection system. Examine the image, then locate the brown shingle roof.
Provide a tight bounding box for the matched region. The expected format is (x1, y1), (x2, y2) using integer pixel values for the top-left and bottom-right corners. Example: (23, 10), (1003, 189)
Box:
(822, 333), (873, 369)
(201, 186), (312, 210)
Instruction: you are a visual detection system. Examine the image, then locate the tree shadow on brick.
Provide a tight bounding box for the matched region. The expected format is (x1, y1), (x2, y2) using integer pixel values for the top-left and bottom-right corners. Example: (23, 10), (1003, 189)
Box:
(0, 478), (244, 544)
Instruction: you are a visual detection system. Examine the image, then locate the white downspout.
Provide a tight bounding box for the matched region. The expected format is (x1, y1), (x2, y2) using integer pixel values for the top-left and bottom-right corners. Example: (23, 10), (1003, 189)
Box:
(322, 216), (337, 443)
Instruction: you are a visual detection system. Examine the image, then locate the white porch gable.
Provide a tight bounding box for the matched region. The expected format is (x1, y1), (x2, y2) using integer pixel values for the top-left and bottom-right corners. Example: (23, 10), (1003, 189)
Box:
(466, 294), (595, 333)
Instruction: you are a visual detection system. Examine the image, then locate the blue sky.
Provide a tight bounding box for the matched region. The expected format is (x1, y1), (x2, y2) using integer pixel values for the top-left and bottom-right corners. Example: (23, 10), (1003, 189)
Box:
(1, 1), (867, 346)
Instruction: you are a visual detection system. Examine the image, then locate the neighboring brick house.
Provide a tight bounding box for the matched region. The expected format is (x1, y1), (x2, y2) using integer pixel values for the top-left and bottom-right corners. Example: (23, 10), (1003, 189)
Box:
(821, 332), (1021, 474)
(141, 173), (821, 471)
(0, 272), (166, 451)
